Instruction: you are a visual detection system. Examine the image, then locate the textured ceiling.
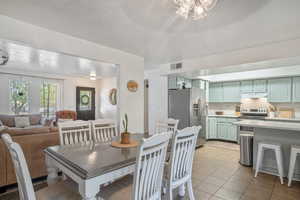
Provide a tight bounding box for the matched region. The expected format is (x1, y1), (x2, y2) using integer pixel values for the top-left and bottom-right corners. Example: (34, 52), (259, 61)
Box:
(0, 0), (300, 68)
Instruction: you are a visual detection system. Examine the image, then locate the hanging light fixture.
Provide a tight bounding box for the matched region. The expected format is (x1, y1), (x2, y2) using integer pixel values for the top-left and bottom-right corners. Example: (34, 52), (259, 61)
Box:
(174, 0), (218, 20)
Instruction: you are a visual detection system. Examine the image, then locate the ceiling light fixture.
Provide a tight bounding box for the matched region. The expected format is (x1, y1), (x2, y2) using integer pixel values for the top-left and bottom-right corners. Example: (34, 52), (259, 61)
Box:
(174, 0), (218, 20)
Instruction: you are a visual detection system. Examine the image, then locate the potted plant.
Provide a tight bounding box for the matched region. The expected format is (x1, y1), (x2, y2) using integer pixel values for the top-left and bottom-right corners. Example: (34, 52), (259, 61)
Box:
(121, 114), (130, 144)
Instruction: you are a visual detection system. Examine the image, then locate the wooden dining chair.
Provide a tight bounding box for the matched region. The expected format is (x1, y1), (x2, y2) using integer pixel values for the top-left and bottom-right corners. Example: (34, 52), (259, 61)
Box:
(58, 121), (92, 145)
(91, 119), (118, 143)
(133, 132), (172, 200)
(1, 134), (81, 200)
(155, 118), (179, 135)
(165, 126), (201, 200)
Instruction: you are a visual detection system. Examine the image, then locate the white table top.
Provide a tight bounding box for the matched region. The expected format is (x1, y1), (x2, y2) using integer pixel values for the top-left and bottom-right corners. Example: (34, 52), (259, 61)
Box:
(234, 120), (300, 132)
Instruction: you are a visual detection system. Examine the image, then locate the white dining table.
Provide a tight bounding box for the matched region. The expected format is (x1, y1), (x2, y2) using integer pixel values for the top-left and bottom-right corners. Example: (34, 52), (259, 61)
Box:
(44, 134), (144, 200)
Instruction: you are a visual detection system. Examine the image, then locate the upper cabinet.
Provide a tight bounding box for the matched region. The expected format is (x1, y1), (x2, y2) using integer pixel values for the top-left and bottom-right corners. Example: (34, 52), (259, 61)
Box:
(240, 79), (267, 94)
(268, 78), (292, 102)
(293, 77), (300, 102)
(223, 81), (240, 102)
(240, 80), (253, 93)
(209, 83), (223, 102)
(253, 80), (267, 93)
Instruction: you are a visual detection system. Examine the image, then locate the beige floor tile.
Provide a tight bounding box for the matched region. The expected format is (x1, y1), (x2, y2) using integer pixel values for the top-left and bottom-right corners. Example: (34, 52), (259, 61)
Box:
(214, 188), (243, 200)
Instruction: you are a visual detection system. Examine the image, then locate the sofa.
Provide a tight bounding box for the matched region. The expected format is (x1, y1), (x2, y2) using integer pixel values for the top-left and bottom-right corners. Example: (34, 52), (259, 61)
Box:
(0, 114), (59, 188)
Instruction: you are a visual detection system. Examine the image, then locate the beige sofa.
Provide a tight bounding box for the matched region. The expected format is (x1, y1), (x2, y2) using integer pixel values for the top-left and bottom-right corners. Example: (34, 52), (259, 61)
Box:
(0, 114), (59, 188)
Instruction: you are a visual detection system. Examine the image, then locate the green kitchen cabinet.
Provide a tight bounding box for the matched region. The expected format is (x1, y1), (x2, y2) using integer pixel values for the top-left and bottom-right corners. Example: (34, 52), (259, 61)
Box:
(223, 81), (240, 102)
(293, 77), (300, 102)
(268, 78), (292, 102)
(253, 79), (267, 93)
(227, 124), (238, 141)
(209, 83), (223, 102)
(207, 117), (217, 139)
(240, 80), (253, 93)
(217, 123), (228, 140)
(168, 77), (178, 89)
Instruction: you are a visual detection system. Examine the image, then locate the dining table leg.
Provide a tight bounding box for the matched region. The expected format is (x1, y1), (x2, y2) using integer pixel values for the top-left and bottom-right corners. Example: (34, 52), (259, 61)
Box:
(79, 180), (101, 200)
(45, 154), (59, 185)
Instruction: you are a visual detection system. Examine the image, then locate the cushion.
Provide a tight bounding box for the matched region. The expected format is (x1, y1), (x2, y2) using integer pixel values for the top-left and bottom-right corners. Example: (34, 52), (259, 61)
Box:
(0, 120), (3, 126)
(0, 115), (15, 127)
(15, 117), (30, 128)
(28, 114), (42, 126)
(1, 127), (50, 136)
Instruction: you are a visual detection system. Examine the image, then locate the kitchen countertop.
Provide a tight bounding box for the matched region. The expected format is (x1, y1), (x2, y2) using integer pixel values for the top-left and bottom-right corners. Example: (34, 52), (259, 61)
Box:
(208, 114), (239, 118)
(234, 120), (300, 132)
(208, 115), (300, 122)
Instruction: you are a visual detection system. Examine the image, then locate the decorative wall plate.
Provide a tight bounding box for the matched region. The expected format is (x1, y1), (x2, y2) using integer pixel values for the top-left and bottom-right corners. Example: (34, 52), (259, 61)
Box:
(127, 80), (138, 92)
(109, 88), (117, 105)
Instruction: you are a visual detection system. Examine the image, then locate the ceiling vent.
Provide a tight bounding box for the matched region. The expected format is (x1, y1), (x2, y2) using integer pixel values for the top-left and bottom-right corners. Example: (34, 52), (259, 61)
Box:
(170, 63), (182, 70)
(0, 49), (9, 66)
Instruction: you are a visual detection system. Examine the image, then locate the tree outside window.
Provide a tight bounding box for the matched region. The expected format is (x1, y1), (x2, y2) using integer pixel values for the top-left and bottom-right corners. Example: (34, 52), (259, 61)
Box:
(40, 82), (58, 118)
(9, 80), (30, 114)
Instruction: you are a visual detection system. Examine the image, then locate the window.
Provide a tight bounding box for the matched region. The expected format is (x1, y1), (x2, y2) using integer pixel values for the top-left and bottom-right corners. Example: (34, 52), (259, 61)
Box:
(9, 80), (30, 114)
(40, 82), (58, 118)
(79, 90), (92, 111)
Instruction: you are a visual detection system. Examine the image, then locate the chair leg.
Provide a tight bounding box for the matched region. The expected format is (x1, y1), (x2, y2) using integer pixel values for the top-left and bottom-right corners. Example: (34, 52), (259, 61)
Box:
(288, 151), (297, 187)
(178, 183), (185, 197)
(167, 187), (173, 200)
(187, 179), (195, 200)
(255, 145), (264, 177)
(275, 148), (284, 184)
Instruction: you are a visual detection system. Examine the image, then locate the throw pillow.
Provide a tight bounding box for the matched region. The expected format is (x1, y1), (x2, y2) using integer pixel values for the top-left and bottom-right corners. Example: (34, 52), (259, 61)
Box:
(15, 117), (30, 128)
(0, 120), (3, 126)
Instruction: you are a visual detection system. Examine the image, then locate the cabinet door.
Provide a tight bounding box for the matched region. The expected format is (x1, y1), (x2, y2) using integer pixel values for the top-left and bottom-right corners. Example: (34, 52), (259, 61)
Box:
(227, 124), (238, 142)
(209, 83), (223, 102)
(168, 77), (178, 89)
(253, 80), (267, 93)
(223, 81), (240, 102)
(240, 80), (253, 93)
(268, 78), (292, 102)
(293, 77), (300, 102)
(208, 118), (217, 139)
(217, 123), (227, 140)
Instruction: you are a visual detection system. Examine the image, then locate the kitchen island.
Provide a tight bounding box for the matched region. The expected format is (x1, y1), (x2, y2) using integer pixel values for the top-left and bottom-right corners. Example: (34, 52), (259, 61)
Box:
(234, 120), (300, 179)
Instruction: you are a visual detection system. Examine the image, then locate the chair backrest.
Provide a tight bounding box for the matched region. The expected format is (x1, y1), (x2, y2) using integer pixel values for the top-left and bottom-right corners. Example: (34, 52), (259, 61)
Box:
(155, 118), (179, 135)
(133, 132), (171, 200)
(91, 119), (118, 143)
(168, 126), (201, 185)
(2, 134), (36, 200)
(58, 121), (92, 145)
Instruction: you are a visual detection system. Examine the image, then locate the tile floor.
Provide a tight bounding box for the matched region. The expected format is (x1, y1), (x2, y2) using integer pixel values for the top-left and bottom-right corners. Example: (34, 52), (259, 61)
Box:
(1, 141), (300, 200)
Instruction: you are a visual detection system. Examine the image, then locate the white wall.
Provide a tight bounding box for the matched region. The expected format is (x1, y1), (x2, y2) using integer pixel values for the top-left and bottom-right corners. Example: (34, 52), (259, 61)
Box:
(0, 15), (144, 132)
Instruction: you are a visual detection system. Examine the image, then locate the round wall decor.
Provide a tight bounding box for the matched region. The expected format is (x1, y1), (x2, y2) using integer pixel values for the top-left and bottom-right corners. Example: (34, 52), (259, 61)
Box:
(109, 88), (117, 105)
(127, 80), (138, 92)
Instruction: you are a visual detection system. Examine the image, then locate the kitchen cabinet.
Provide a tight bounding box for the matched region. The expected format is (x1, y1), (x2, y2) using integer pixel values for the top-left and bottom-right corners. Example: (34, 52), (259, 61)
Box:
(223, 81), (240, 102)
(253, 79), (267, 93)
(268, 78), (292, 102)
(207, 117), (217, 139)
(209, 83), (223, 102)
(168, 77), (178, 89)
(293, 77), (300, 102)
(240, 80), (253, 93)
(207, 117), (238, 142)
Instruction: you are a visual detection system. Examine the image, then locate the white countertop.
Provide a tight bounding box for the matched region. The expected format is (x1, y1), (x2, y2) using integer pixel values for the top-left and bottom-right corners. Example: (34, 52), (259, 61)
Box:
(208, 115), (239, 118)
(234, 120), (300, 132)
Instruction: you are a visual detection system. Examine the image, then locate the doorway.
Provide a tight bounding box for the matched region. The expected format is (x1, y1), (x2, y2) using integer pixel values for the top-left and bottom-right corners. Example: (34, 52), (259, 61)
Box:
(76, 87), (95, 120)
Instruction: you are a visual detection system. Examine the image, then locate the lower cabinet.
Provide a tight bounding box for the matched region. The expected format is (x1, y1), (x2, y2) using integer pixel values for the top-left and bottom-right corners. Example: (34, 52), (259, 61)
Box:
(207, 117), (238, 142)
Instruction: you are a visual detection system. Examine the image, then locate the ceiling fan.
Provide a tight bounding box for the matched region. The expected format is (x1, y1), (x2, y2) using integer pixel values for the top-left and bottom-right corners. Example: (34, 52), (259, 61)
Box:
(0, 49), (9, 65)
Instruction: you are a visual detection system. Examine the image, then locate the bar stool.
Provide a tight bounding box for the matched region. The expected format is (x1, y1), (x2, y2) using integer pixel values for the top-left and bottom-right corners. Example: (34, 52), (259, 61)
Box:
(255, 142), (284, 184)
(288, 145), (300, 187)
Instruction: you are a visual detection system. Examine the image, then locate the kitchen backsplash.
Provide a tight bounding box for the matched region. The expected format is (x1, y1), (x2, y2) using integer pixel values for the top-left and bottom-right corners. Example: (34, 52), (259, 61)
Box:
(209, 102), (300, 118)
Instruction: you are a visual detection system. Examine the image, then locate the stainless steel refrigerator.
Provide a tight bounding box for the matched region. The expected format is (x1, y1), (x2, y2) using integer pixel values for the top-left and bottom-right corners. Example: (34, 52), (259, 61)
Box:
(168, 84), (208, 147)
